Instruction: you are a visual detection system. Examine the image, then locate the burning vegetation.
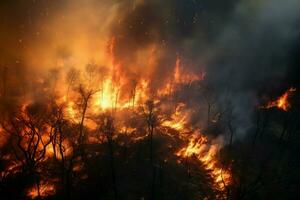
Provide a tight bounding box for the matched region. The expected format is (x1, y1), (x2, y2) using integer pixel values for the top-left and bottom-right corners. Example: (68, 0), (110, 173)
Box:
(263, 87), (296, 111)
(0, 36), (232, 199)
(1, 0), (300, 200)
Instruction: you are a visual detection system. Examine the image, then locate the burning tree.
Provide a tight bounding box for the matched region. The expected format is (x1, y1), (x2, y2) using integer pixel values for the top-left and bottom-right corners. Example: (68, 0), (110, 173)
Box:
(2, 1), (299, 199)
(1, 103), (55, 199)
(98, 114), (118, 199)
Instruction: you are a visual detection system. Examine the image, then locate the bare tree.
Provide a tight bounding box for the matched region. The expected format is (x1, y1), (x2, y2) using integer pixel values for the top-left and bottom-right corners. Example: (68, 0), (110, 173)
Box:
(49, 68), (60, 95)
(142, 100), (159, 200)
(226, 105), (235, 150)
(52, 104), (75, 200)
(77, 85), (94, 150)
(131, 80), (138, 110)
(98, 114), (118, 199)
(85, 62), (98, 89)
(66, 67), (79, 100)
(143, 100), (158, 165)
(1, 104), (54, 198)
(201, 83), (217, 128)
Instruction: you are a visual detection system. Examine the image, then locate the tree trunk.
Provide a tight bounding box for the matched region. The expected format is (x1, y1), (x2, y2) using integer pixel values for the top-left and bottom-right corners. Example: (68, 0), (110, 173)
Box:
(108, 136), (118, 200)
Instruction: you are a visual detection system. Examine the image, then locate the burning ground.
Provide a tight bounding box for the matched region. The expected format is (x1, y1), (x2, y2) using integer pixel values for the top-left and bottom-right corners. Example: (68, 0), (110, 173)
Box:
(1, 0), (300, 199)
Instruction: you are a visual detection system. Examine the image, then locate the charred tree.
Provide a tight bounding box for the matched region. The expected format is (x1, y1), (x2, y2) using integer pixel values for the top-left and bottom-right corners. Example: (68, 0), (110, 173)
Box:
(1, 104), (54, 198)
(99, 114), (118, 199)
(143, 100), (159, 199)
(77, 85), (94, 159)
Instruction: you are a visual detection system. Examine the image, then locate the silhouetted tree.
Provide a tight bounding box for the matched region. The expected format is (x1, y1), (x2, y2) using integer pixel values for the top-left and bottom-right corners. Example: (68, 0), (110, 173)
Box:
(1, 103), (54, 198)
(98, 114), (118, 199)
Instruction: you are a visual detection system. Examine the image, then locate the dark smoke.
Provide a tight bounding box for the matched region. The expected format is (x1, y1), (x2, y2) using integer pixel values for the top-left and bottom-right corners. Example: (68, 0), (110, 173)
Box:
(1, 0), (300, 138)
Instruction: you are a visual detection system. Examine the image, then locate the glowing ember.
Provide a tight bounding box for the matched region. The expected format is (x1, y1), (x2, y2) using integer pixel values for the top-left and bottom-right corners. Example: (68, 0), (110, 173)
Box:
(26, 181), (56, 199)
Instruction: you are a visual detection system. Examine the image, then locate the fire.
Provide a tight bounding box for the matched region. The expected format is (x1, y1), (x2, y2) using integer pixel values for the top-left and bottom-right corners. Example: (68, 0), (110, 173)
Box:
(67, 101), (77, 121)
(1, 35), (230, 198)
(174, 56), (205, 85)
(26, 181), (56, 199)
(158, 56), (205, 96)
(0, 154), (22, 178)
(264, 87), (296, 111)
(176, 135), (207, 157)
(176, 134), (231, 190)
(93, 79), (117, 110)
(45, 140), (73, 159)
(162, 104), (231, 190)
(162, 103), (189, 132)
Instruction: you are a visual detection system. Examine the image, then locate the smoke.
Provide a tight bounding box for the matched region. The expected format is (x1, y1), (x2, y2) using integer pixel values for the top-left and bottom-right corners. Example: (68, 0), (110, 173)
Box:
(1, 0), (299, 138)
(206, 0), (300, 137)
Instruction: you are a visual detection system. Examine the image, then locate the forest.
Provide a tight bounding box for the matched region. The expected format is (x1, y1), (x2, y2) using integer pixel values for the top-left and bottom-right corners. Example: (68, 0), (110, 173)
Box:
(0, 0), (300, 199)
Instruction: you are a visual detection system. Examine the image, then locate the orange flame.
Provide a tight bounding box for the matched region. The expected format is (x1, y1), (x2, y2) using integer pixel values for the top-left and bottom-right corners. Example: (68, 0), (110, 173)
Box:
(176, 134), (231, 190)
(265, 87), (296, 111)
(26, 181), (56, 199)
(162, 104), (231, 190)
(3, 36), (228, 196)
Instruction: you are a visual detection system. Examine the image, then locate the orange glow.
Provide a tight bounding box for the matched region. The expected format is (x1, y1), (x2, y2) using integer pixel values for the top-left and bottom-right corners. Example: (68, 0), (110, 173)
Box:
(0, 2), (231, 197)
(2, 27), (228, 196)
(162, 103), (189, 132)
(66, 101), (77, 121)
(173, 56), (205, 85)
(162, 104), (231, 190)
(0, 126), (9, 148)
(45, 140), (73, 159)
(26, 181), (56, 199)
(176, 134), (231, 190)
(264, 87), (296, 111)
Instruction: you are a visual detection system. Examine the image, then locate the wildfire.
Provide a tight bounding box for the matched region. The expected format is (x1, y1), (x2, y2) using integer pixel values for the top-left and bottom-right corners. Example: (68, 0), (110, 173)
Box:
(66, 101), (77, 121)
(45, 140), (73, 159)
(264, 87), (296, 111)
(26, 181), (56, 199)
(157, 56), (205, 96)
(174, 56), (205, 85)
(93, 79), (117, 110)
(162, 103), (189, 133)
(1, 36), (230, 198)
(176, 133), (231, 190)
(162, 104), (231, 190)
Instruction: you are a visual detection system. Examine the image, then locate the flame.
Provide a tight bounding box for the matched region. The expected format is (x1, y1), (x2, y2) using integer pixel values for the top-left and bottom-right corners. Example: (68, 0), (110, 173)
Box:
(26, 181), (56, 199)
(2, 35), (229, 197)
(162, 104), (231, 190)
(67, 101), (77, 121)
(0, 154), (22, 178)
(93, 79), (116, 110)
(45, 140), (73, 159)
(176, 134), (231, 190)
(264, 87), (296, 111)
(157, 56), (205, 97)
(173, 56), (205, 85)
(162, 103), (189, 132)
